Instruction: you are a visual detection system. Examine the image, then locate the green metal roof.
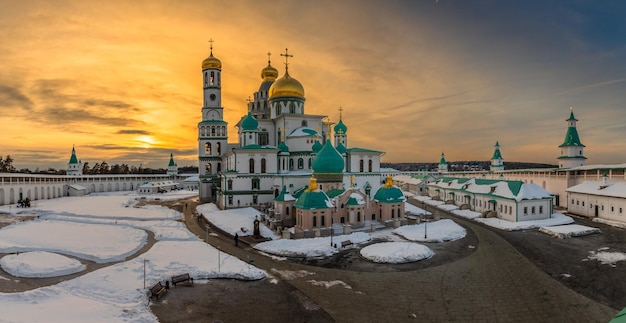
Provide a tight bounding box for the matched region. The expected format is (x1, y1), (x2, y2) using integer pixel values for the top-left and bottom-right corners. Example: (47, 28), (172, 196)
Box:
(334, 119), (347, 134)
(373, 186), (405, 203)
(326, 188), (345, 198)
(557, 155), (588, 159)
(68, 146), (79, 164)
(241, 112), (258, 131)
(274, 186), (295, 202)
(198, 120), (228, 125)
(347, 147), (382, 153)
(311, 140), (322, 153)
(559, 126), (585, 147)
(292, 185), (307, 198)
(346, 197), (360, 206)
(474, 178), (523, 196)
(239, 144), (277, 150)
(278, 141), (289, 152)
(336, 142), (347, 154)
(168, 153), (176, 167)
(491, 141), (503, 159)
(439, 152), (447, 164)
(312, 140), (344, 174)
(294, 190), (332, 210)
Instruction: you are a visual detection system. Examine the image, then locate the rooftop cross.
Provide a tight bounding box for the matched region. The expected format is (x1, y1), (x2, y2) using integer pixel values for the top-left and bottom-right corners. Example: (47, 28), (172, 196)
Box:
(267, 52), (272, 65)
(338, 106), (344, 119)
(280, 48), (293, 72)
(323, 117), (336, 141)
(208, 38), (214, 54)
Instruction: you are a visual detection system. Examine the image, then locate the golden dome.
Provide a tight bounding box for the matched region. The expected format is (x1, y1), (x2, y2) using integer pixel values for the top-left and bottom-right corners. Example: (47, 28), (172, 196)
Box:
(269, 70), (305, 99)
(202, 52), (222, 70)
(261, 63), (278, 81)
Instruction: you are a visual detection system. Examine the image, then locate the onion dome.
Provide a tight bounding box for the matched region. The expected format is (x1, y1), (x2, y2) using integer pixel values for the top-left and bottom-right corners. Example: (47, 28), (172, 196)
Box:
(241, 112), (258, 131)
(374, 174), (406, 203)
(312, 140), (344, 174)
(311, 140), (322, 153)
(294, 175), (332, 210)
(334, 119), (347, 135)
(261, 63), (279, 81)
(202, 51), (222, 70)
(336, 142), (347, 154)
(278, 141), (289, 153)
(269, 69), (305, 99)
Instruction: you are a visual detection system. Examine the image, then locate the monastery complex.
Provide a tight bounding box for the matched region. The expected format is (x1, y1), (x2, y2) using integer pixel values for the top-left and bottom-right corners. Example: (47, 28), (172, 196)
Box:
(1, 45), (626, 233)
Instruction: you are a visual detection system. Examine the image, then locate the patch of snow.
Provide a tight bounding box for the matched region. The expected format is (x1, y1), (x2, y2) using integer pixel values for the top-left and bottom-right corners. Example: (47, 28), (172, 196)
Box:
(538, 224), (600, 238)
(475, 213), (573, 231)
(306, 279), (352, 289)
(197, 204), (279, 239)
(0, 251), (85, 278)
(393, 219), (466, 242)
(451, 209), (482, 219)
(437, 204), (458, 211)
(255, 232), (371, 258)
(270, 268), (316, 280)
(360, 242), (433, 264)
(587, 250), (626, 266)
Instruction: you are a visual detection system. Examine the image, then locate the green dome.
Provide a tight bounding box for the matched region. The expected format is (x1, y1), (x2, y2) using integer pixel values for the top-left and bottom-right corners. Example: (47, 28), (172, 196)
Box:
(278, 141), (289, 152)
(374, 175), (406, 203)
(311, 140), (322, 153)
(294, 176), (332, 210)
(241, 112), (258, 131)
(334, 119), (347, 134)
(312, 140), (344, 174)
(336, 142), (346, 154)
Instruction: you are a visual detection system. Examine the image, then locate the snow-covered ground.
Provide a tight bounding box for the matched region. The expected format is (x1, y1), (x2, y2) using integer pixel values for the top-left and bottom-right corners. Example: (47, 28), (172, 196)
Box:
(393, 219), (466, 242)
(360, 242), (434, 264)
(0, 190), (265, 322)
(197, 204), (280, 240)
(586, 247), (626, 267)
(474, 213), (574, 231)
(538, 224), (601, 239)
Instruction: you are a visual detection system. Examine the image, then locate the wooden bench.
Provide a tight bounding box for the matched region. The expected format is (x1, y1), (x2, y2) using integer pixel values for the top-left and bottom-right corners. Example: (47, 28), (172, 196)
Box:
(341, 240), (353, 248)
(171, 273), (193, 287)
(150, 281), (167, 300)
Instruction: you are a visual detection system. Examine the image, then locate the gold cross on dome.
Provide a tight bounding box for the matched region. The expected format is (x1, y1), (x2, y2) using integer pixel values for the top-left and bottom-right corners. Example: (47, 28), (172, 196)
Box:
(267, 52), (272, 64)
(280, 48), (293, 69)
(208, 38), (214, 52)
(338, 106), (344, 119)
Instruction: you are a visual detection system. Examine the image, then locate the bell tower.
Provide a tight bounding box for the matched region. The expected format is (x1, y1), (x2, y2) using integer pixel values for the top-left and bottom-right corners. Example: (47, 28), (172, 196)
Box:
(198, 39), (228, 202)
(557, 107), (586, 168)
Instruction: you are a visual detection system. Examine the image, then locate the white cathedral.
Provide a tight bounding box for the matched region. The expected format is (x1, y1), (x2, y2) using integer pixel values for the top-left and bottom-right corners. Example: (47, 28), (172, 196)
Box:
(197, 45), (389, 211)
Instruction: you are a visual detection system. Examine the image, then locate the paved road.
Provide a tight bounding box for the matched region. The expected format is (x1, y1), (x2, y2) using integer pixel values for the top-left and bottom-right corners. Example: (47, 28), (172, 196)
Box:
(181, 202), (616, 322)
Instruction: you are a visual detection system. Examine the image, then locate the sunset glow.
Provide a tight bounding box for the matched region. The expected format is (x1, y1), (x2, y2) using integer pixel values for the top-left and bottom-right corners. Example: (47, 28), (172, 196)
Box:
(1, 1), (625, 170)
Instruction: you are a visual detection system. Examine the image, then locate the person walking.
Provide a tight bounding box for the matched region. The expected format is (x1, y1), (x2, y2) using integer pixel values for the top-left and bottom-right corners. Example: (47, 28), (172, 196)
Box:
(234, 233), (239, 247)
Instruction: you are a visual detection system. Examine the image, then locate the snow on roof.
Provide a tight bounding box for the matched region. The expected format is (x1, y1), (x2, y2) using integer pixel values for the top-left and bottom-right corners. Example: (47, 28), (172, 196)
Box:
(287, 127), (317, 137)
(348, 192), (365, 205)
(393, 175), (422, 185)
(566, 181), (626, 198)
(138, 180), (178, 188)
(429, 177), (552, 201)
(183, 175), (199, 182)
(68, 184), (87, 191)
(567, 163), (626, 171)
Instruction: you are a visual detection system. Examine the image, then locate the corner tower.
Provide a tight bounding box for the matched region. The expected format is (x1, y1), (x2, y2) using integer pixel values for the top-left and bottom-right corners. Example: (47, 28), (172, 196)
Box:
(490, 141), (504, 172)
(557, 107), (586, 168)
(198, 40), (228, 202)
(67, 145), (83, 176)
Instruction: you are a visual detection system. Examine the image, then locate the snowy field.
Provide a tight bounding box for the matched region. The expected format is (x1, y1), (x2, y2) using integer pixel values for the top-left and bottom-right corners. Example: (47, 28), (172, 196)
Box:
(0, 191), (265, 322)
(197, 204), (280, 240)
(393, 219), (466, 243)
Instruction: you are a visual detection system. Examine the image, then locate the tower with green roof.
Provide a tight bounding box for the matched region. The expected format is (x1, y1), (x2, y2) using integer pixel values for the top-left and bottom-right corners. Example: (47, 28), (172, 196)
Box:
(240, 112), (259, 146)
(490, 141), (504, 172)
(333, 107), (348, 148)
(557, 107), (586, 168)
(167, 153), (178, 176)
(438, 152), (448, 173)
(67, 145), (83, 176)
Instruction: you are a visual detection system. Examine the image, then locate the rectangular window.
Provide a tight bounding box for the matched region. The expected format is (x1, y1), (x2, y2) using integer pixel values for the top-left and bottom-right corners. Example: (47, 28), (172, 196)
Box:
(611, 206), (615, 212)
(620, 208), (623, 214)
(524, 207), (528, 215)
(582, 201), (585, 206)
(576, 200), (579, 205)
(532, 206), (536, 214)
(539, 206), (543, 214)
(571, 199), (574, 204)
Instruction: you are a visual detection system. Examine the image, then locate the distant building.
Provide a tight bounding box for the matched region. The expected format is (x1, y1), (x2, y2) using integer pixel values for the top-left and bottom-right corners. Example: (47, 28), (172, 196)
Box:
(427, 177), (554, 222)
(558, 107), (586, 168)
(490, 141), (504, 172)
(67, 146), (83, 176)
(438, 152), (448, 173)
(167, 153), (178, 176)
(566, 175), (626, 224)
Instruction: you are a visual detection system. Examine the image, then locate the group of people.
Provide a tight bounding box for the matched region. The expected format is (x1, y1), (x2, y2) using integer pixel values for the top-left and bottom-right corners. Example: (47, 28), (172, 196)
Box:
(17, 197), (30, 208)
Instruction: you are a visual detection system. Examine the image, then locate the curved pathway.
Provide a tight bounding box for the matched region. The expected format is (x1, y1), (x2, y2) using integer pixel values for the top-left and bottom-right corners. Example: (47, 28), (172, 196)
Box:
(183, 202), (616, 322)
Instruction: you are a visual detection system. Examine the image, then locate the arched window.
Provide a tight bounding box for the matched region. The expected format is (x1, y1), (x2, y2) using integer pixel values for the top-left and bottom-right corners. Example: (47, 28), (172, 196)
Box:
(227, 179), (232, 190)
(212, 127), (216, 136)
(217, 142), (221, 155)
(210, 71), (215, 85)
(308, 158), (312, 169)
(313, 216), (317, 227)
(205, 143), (211, 154)
(321, 216), (325, 226)
(359, 160), (364, 172)
(205, 163), (212, 174)
(302, 120), (308, 127)
(217, 162), (221, 172)
(298, 158), (304, 169)
(357, 212), (361, 222)
(368, 160), (373, 172)
(249, 158), (255, 173)
(261, 158), (266, 173)
(286, 207), (290, 216)
(392, 209), (395, 218)
(289, 159), (294, 170)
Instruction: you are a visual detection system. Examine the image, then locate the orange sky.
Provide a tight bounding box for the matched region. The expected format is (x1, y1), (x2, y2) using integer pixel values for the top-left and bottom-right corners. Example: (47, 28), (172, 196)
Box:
(1, 0), (626, 170)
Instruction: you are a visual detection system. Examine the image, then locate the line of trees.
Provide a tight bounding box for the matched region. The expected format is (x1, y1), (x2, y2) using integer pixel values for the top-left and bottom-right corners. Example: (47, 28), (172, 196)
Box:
(0, 155), (15, 172)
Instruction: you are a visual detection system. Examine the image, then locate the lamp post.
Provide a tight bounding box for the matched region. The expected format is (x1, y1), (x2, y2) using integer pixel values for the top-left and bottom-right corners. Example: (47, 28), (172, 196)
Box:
(423, 201), (428, 240)
(143, 259), (149, 289)
(330, 217), (334, 247)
